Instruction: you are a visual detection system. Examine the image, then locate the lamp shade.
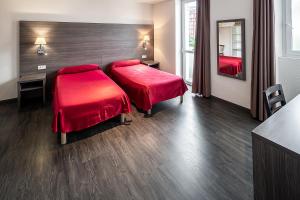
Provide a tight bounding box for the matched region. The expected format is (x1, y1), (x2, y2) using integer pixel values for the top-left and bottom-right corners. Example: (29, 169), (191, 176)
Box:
(35, 37), (47, 45)
(144, 35), (150, 42)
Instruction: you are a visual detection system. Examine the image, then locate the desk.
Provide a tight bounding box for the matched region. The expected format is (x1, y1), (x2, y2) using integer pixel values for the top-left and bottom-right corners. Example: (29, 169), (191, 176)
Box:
(252, 94), (300, 200)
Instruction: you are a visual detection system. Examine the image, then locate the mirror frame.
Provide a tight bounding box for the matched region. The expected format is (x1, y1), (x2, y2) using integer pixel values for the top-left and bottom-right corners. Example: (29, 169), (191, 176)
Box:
(217, 19), (246, 80)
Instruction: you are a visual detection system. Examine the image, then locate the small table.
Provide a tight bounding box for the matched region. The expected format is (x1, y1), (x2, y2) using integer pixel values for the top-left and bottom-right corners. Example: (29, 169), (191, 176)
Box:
(18, 73), (46, 109)
(142, 60), (160, 69)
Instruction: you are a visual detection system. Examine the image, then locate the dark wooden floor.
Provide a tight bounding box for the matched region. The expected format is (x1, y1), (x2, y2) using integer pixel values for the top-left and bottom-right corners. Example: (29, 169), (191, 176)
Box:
(0, 91), (259, 200)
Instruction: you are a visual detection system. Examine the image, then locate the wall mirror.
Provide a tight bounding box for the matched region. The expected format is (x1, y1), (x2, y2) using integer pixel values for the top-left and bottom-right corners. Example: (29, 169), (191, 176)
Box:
(217, 19), (246, 80)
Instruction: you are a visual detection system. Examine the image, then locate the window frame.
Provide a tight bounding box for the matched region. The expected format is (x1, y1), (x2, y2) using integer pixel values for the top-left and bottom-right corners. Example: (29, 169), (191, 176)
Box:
(284, 0), (300, 57)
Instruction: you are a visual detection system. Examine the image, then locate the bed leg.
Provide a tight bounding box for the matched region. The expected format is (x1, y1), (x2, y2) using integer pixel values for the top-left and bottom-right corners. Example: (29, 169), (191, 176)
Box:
(61, 132), (67, 145)
(147, 109), (152, 115)
(180, 95), (184, 104)
(120, 113), (125, 124)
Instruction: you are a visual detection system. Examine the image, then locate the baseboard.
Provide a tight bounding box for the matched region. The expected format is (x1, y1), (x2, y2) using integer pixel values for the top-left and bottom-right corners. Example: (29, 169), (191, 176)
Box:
(211, 95), (250, 112)
(0, 98), (17, 105)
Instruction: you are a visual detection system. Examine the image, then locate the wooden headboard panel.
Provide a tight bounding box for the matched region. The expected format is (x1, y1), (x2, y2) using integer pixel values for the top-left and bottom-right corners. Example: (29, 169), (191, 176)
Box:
(19, 21), (154, 91)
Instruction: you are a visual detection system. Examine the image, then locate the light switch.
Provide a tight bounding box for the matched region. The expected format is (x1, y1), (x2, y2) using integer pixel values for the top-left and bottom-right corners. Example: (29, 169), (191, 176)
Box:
(38, 65), (47, 70)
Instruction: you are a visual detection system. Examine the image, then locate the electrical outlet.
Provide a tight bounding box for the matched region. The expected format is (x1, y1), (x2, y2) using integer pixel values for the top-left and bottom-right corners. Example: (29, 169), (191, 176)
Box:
(142, 55), (147, 59)
(38, 65), (46, 70)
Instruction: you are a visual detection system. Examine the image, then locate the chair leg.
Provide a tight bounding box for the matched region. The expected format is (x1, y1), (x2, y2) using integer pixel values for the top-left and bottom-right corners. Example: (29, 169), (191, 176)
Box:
(120, 113), (125, 123)
(180, 95), (183, 104)
(61, 132), (67, 145)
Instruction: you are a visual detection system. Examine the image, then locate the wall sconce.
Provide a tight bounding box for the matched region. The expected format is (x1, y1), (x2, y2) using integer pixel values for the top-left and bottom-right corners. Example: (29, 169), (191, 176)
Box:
(143, 35), (150, 50)
(35, 37), (47, 55)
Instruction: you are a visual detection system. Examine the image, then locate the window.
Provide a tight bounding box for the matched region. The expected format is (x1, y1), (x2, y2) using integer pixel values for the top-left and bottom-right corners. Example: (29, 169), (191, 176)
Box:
(284, 0), (300, 56)
(232, 23), (242, 57)
(181, 0), (197, 84)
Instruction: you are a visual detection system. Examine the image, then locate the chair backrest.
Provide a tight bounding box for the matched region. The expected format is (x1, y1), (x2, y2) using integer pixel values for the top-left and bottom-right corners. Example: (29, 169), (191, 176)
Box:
(263, 84), (286, 117)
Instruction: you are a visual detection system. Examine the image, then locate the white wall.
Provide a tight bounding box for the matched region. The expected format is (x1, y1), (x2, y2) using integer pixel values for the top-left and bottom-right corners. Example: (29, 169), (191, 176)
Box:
(0, 0), (153, 101)
(153, 0), (177, 74)
(211, 0), (253, 109)
(277, 58), (300, 101)
(275, 0), (300, 102)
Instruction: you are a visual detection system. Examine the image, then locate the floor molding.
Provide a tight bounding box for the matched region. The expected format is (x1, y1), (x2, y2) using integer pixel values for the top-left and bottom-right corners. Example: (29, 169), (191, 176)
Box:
(211, 95), (251, 112)
(0, 98), (17, 105)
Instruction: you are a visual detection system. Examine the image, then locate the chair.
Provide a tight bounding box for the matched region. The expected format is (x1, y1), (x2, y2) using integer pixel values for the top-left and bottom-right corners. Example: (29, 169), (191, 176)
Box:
(263, 84), (286, 117)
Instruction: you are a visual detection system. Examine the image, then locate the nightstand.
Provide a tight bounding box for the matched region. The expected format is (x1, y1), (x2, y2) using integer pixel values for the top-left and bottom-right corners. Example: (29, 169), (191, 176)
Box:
(18, 73), (46, 109)
(142, 60), (160, 69)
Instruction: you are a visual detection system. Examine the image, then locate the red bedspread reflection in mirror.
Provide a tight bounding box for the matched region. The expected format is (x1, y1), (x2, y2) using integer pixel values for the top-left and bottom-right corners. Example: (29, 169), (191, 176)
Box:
(219, 56), (242, 76)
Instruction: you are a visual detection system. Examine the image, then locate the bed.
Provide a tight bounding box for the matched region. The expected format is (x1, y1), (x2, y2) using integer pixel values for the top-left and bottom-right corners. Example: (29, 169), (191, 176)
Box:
(107, 60), (188, 114)
(52, 64), (131, 144)
(219, 56), (243, 76)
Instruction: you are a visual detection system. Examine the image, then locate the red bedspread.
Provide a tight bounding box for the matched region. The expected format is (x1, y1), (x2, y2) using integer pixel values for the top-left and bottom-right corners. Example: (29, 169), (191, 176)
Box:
(52, 67), (131, 133)
(219, 56), (242, 76)
(109, 61), (188, 111)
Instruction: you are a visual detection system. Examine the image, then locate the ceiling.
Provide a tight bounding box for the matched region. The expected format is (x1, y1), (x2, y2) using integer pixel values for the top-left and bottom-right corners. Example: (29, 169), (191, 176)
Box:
(135, 0), (167, 4)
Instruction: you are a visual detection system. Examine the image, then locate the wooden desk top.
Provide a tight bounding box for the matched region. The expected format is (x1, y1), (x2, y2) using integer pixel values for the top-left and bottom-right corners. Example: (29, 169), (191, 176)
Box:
(252, 94), (300, 156)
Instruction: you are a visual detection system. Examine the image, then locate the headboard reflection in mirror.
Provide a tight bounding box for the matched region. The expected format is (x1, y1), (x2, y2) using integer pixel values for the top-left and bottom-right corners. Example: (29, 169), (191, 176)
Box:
(217, 19), (246, 80)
